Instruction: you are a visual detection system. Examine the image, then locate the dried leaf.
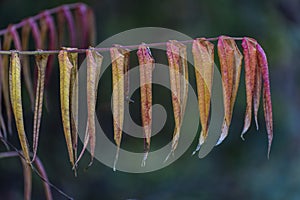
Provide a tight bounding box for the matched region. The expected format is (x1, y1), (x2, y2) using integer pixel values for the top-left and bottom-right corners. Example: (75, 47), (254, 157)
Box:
(256, 43), (273, 158)
(252, 40), (262, 131)
(58, 50), (74, 167)
(240, 37), (257, 138)
(165, 40), (188, 159)
(40, 11), (57, 87)
(32, 53), (49, 162)
(192, 38), (214, 151)
(0, 42), (8, 140)
(64, 48), (79, 166)
(87, 8), (96, 46)
(10, 51), (31, 164)
(75, 4), (88, 48)
(110, 46), (130, 170)
(64, 7), (76, 46)
(20, 158), (32, 200)
(217, 37), (243, 144)
(137, 44), (154, 166)
(26, 18), (42, 49)
(76, 48), (102, 167)
(1, 29), (13, 135)
(20, 22), (36, 109)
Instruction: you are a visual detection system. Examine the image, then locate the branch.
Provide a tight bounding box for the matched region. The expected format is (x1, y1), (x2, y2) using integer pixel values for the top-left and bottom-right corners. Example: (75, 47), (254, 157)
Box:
(0, 37), (244, 55)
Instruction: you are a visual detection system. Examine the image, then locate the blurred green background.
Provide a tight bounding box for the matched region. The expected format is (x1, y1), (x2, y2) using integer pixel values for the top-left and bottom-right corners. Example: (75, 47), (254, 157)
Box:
(0, 0), (299, 199)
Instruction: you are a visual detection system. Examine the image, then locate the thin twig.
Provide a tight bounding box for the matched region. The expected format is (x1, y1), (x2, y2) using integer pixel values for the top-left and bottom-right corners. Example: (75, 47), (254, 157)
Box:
(0, 3), (84, 36)
(0, 37), (244, 55)
(0, 137), (74, 200)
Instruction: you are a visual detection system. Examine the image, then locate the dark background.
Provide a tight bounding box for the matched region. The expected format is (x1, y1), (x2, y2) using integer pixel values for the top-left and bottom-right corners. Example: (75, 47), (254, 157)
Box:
(0, 0), (300, 199)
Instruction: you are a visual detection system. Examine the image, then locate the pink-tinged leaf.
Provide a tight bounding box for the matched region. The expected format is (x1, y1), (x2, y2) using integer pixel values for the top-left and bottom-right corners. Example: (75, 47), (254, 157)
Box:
(87, 8), (96, 46)
(18, 23), (35, 110)
(256, 43), (273, 158)
(62, 6), (77, 46)
(20, 158), (32, 200)
(0, 42), (8, 140)
(27, 18), (42, 49)
(252, 41), (262, 131)
(2, 28), (13, 135)
(32, 53), (48, 162)
(192, 38), (214, 151)
(56, 8), (66, 47)
(217, 38), (243, 145)
(137, 44), (154, 167)
(241, 37), (257, 139)
(76, 48), (102, 167)
(75, 4), (88, 48)
(40, 11), (57, 87)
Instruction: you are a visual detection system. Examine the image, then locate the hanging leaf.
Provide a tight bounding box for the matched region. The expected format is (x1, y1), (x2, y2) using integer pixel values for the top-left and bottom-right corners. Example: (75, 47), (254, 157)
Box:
(137, 44), (154, 166)
(57, 6), (76, 47)
(192, 38), (214, 151)
(0, 42), (8, 140)
(251, 39), (262, 131)
(256, 43), (273, 158)
(58, 50), (74, 168)
(64, 48), (79, 167)
(32, 53), (49, 162)
(20, 22), (36, 109)
(40, 11), (57, 87)
(241, 37), (257, 139)
(76, 48), (102, 167)
(217, 37), (243, 145)
(1, 28), (13, 135)
(165, 40), (188, 159)
(75, 4), (88, 48)
(26, 18), (42, 49)
(10, 51), (31, 164)
(110, 46), (130, 170)
(86, 8), (96, 46)
(20, 158), (32, 200)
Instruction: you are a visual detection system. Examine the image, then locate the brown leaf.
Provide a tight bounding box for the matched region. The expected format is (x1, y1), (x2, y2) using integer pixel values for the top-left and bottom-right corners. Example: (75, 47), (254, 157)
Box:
(165, 40), (188, 159)
(137, 44), (154, 166)
(64, 48), (79, 167)
(217, 37), (243, 144)
(256, 43), (273, 158)
(192, 38), (214, 151)
(76, 48), (103, 167)
(32, 53), (49, 162)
